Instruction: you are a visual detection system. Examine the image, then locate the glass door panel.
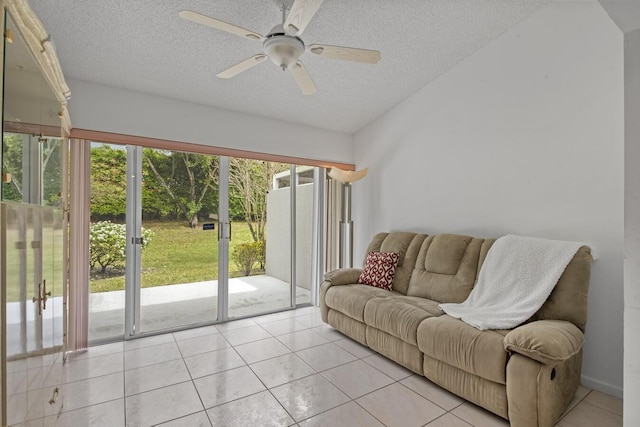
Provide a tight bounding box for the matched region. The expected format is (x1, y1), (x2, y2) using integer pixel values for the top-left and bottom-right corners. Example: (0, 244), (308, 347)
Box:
(3, 203), (38, 357)
(87, 146), (319, 339)
(3, 203), (32, 425)
(138, 148), (220, 333)
(1, 133), (29, 202)
(2, 10), (68, 424)
(88, 142), (127, 341)
(2, 203), (62, 425)
(228, 159), (292, 318)
(40, 208), (54, 351)
(51, 212), (65, 351)
(294, 166), (315, 305)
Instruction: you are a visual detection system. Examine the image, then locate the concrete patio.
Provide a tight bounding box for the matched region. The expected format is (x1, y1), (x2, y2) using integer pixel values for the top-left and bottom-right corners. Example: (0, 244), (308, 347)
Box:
(88, 275), (311, 341)
(5, 275), (310, 352)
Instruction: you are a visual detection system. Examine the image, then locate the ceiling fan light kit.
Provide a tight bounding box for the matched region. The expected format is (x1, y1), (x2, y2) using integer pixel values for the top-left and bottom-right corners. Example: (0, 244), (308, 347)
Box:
(180, 0), (381, 95)
(263, 25), (305, 70)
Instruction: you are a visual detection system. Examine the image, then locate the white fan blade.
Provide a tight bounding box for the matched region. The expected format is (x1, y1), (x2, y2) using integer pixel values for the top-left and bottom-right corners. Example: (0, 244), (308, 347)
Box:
(290, 61), (317, 95)
(179, 10), (263, 41)
(284, 0), (324, 35)
(309, 44), (381, 64)
(217, 54), (268, 79)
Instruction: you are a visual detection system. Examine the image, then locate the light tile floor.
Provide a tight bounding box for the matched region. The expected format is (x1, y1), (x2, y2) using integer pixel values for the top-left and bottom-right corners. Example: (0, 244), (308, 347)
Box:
(23, 306), (623, 427)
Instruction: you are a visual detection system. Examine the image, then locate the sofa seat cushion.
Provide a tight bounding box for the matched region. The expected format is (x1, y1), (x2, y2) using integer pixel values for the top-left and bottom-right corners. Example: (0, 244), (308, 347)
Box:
(417, 315), (510, 384)
(325, 284), (392, 322)
(364, 296), (443, 346)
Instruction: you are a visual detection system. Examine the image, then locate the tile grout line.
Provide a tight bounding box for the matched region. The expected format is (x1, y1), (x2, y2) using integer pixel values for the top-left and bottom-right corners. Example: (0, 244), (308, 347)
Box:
(51, 397), (126, 421)
(189, 368), (212, 426)
(395, 380), (460, 414)
(124, 361), (191, 398)
(420, 411), (473, 427)
(122, 344), (127, 423)
(189, 311), (340, 425)
(82, 308), (611, 427)
(352, 395), (390, 426)
(574, 399), (623, 419)
(149, 408), (206, 427)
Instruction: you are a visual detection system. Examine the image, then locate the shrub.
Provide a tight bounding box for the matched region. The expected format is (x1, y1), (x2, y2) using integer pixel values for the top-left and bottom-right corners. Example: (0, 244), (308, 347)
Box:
(89, 221), (154, 274)
(254, 240), (266, 270)
(233, 241), (263, 276)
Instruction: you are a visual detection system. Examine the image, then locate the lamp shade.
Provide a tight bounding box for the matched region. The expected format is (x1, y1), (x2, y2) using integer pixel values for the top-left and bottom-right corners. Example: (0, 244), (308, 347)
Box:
(328, 167), (368, 184)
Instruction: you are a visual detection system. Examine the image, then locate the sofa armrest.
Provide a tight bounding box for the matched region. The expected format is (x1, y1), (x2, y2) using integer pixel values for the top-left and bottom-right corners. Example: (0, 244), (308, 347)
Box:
(504, 320), (584, 366)
(323, 268), (362, 286)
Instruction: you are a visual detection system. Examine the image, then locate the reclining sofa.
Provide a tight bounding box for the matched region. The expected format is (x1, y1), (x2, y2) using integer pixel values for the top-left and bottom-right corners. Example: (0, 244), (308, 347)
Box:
(320, 232), (592, 427)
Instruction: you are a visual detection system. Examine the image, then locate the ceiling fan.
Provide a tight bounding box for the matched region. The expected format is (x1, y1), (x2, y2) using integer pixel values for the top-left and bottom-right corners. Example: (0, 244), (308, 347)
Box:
(179, 0), (381, 95)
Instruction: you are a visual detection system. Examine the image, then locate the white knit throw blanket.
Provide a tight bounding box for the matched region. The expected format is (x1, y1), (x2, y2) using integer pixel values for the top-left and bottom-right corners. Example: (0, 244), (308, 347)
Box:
(439, 234), (583, 330)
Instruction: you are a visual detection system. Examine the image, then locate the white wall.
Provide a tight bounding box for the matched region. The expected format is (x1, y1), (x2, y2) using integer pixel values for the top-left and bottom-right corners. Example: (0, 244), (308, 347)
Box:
(624, 26), (640, 425)
(353, 1), (624, 396)
(67, 78), (353, 164)
(266, 183), (314, 290)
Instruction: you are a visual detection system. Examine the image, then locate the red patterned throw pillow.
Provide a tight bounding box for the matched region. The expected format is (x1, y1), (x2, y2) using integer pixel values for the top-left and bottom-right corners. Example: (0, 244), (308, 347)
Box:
(357, 252), (401, 291)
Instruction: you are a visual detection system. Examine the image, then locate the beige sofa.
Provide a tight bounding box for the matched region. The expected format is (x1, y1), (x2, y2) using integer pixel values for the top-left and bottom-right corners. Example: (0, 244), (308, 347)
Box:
(320, 232), (592, 427)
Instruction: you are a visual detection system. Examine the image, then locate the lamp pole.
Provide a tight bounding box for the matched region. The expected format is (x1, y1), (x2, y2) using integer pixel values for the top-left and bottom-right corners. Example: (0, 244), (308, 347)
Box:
(339, 182), (353, 268)
(329, 167), (367, 269)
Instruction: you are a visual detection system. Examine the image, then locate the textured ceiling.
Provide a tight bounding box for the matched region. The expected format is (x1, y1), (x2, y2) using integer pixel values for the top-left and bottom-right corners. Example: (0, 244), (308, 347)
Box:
(599, 0), (640, 33)
(29, 0), (545, 134)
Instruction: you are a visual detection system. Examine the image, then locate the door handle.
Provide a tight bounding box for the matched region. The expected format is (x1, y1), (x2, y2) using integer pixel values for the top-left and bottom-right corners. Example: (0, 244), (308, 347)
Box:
(42, 279), (51, 311)
(33, 282), (43, 315)
(220, 222), (232, 240)
(32, 280), (52, 315)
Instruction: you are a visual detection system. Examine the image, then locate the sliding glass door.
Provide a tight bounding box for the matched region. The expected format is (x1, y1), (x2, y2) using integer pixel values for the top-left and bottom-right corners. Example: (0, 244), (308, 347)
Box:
(137, 147), (220, 334)
(89, 145), (222, 339)
(227, 159), (292, 318)
(88, 143), (319, 342)
(294, 166), (315, 305)
(88, 143), (127, 340)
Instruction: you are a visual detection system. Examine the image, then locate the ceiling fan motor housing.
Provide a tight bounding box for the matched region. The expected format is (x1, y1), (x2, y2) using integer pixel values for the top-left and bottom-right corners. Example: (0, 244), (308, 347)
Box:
(263, 24), (305, 70)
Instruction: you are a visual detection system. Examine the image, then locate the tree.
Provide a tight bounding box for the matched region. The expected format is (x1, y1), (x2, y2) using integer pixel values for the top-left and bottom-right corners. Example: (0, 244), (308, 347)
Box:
(2, 133), (25, 202)
(42, 137), (63, 207)
(89, 145), (288, 240)
(229, 158), (288, 242)
(90, 144), (127, 221)
(2, 133), (63, 205)
(143, 150), (219, 228)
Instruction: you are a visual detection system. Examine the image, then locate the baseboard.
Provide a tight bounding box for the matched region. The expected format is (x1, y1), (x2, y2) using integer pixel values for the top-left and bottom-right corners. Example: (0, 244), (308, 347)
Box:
(581, 374), (623, 398)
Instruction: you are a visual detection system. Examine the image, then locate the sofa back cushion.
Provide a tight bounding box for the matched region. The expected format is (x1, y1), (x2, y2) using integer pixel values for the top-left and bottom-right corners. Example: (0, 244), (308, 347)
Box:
(475, 240), (592, 332)
(370, 231), (592, 331)
(407, 234), (492, 303)
(529, 246), (592, 332)
(363, 232), (428, 295)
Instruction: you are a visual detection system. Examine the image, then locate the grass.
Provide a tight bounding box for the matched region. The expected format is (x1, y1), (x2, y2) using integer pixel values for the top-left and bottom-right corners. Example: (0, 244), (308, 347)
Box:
(90, 220), (261, 293)
(5, 218), (264, 301)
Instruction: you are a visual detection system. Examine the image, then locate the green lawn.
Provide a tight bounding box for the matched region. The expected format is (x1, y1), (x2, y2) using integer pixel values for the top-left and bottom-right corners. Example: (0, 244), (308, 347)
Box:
(5, 218), (264, 300)
(90, 220), (260, 293)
